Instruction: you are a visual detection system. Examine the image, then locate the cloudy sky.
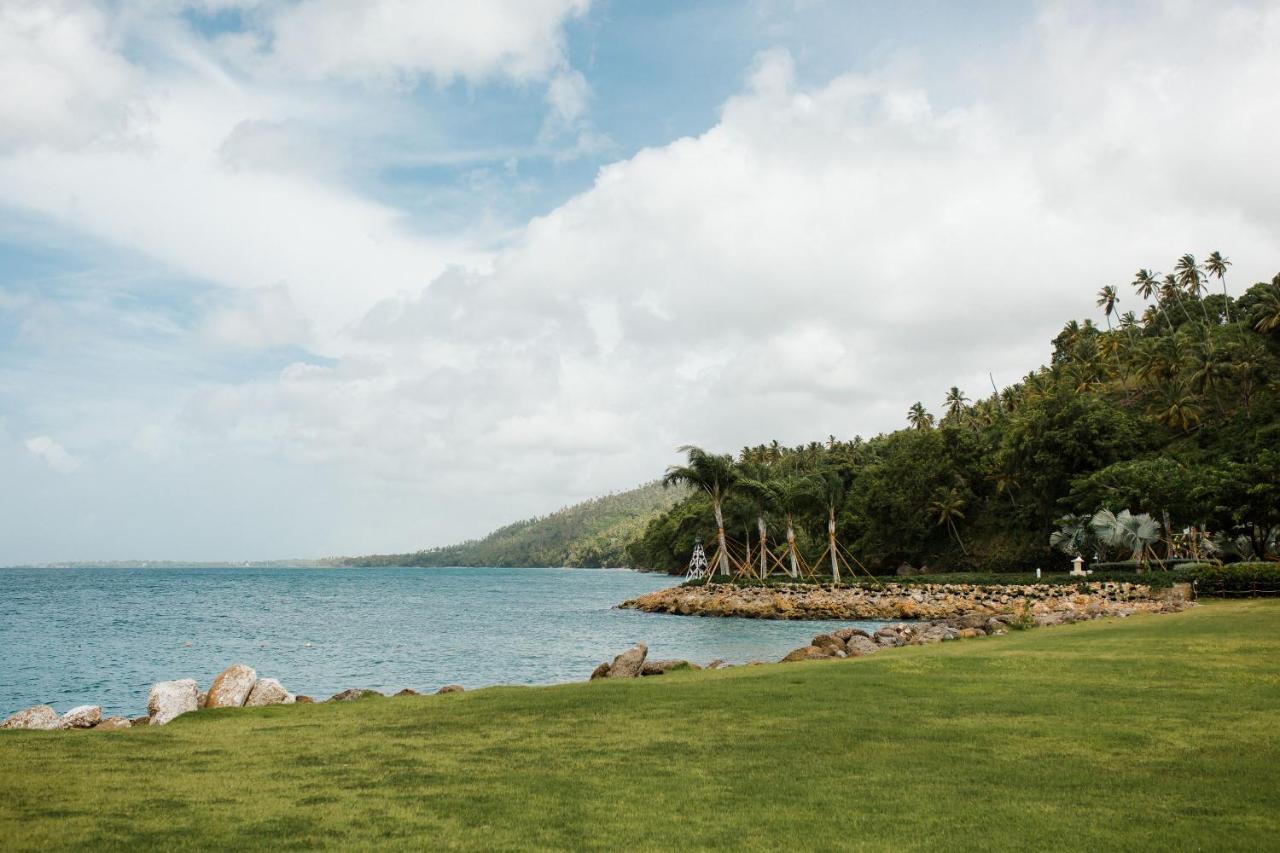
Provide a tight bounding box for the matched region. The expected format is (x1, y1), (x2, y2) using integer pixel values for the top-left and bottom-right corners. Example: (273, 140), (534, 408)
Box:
(2, 0), (1279, 564)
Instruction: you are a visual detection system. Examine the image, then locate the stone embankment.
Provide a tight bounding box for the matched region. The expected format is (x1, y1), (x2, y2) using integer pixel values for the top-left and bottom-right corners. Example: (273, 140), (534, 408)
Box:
(619, 581), (1193, 621)
(0, 664), (467, 732)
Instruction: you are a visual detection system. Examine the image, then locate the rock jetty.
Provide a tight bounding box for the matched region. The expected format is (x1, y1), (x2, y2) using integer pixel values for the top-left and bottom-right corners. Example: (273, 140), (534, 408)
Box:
(620, 581), (1192, 622)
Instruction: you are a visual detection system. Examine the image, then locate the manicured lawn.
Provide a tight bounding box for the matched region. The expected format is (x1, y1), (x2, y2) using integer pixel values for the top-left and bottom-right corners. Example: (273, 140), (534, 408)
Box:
(2, 600), (1278, 851)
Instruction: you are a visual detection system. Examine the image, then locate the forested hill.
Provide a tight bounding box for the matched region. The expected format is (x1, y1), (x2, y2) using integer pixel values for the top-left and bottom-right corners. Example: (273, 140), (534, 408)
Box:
(339, 481), (687, 568)
(626, 257), (1280, 574)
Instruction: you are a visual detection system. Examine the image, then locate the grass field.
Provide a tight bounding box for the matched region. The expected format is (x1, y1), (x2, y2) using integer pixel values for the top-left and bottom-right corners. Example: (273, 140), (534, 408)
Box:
(3, 601), (1278, 851)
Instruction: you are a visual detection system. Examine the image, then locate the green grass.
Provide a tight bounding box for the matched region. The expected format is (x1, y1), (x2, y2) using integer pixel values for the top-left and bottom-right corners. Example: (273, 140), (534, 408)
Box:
(3, 601), (1279, 851)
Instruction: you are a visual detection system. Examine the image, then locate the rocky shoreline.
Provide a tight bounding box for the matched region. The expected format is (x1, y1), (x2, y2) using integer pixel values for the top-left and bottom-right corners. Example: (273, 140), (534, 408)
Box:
(619, 580), (1194, 621)
(0, 663), (466, 732)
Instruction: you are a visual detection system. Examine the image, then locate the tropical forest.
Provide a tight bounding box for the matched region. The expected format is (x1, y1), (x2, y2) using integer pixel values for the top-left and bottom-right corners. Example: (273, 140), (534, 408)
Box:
(626, 254), (1280, 575)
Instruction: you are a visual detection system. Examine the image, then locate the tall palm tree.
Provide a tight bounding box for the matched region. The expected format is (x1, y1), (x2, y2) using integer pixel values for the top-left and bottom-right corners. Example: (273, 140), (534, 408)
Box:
(1254, 275), (1280, 334)
(1149, 382), (1203, 433)
(817, 468), (853, 583)
(906, 402), (934, 430)
(1096, 284), (1119, 331)
(663, 445), (739, 576)
(735, 461), (775, 579)
(943, 386), (969, 421)
(929, 486), (968, 555)
(1203, 251), (1232, 322)
(1161, 273), (1195, 325)
(1175, 254), (1211, 323)
(1133, 268), (1173, 331)
(768, 473), (821, 578)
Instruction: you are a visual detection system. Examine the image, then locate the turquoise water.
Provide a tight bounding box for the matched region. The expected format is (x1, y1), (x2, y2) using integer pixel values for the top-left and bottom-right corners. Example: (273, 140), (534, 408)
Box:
(0, 566), (880, 717)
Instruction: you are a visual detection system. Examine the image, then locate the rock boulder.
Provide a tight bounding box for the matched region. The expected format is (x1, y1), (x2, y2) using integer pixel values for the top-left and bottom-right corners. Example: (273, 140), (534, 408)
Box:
(329, 688), (382, 702)
(1, 705), (60, 730)
(606, 644), (648, 678)
(436, 685), (465, 694)
(205, 664), (257, 708)
(59, 705), (102, 729)
(147, 679), (199, 725)
(96, 716), (131, 731)
(844, 635), (879, 657)
(244, 678), (294, 707)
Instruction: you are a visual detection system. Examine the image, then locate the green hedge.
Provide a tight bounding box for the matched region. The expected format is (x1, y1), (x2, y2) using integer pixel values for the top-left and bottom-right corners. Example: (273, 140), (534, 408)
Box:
(684, 569), (1190, 591)
(1187, 562), (1280, 596)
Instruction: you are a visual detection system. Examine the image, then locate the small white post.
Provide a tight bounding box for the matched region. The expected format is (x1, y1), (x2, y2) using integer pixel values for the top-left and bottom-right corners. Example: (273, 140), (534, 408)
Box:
(1036, 567), (1041, 579)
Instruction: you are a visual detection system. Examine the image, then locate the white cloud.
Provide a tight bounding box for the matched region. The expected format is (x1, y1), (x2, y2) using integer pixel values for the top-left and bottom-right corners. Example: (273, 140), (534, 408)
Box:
(0, 0), (144, 150)
(5, 1), (1280, 562)
(25, 435), (80, 474)
(250, 0), (591, 86)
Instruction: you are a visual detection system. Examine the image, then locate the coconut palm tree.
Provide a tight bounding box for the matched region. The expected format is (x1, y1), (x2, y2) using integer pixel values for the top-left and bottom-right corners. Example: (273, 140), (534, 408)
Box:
(1254, 275), (1280, 334)
(663, 445), (739, 576)
(735, 462), (775, 579)
(817, 468), (853, 583)
(767, 473), (821, 578)
(929, 486), (968, 555)
(1149, 382), (1204, 433)
(1203, 251), (1232, 322)
(1175, 254), (1211, 323)
(1096, 284), (1119, 331)
(943, 387), (969, 421)
(1161, 273), (1195, 325)
(1133, 268), (1173, 331)
(906, 402), (934, 430)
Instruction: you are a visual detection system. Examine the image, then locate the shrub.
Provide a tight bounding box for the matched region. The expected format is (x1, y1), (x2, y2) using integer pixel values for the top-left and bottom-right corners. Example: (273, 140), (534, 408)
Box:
(1188, 562), (1280, 596)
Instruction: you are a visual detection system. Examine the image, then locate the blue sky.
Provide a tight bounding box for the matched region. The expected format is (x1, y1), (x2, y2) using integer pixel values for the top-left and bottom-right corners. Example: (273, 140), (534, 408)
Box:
(3, 0), (1279, 564)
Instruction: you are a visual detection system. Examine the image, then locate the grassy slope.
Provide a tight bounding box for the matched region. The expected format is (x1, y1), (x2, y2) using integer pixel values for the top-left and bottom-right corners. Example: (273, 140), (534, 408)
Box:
(2, 601), (1278, 851)
(342, 480), (684, 568)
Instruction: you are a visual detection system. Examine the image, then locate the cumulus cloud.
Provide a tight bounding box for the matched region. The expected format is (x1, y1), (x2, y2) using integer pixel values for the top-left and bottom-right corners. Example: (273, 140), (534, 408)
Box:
(195, 1), (1280, 546)
(245, 0), (591, 86)
(5, 1), (1280, 561)
(25, 435), (80, 474)
(0, 0), (145, 150)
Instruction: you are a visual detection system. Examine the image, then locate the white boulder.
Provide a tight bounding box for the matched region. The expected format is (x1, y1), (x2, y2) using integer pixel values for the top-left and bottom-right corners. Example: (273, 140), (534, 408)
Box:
(147, 679), (199, 725)
(1, 705), (60, 730)
(244, 677), (294, 707)
(60, 705), (102, 729)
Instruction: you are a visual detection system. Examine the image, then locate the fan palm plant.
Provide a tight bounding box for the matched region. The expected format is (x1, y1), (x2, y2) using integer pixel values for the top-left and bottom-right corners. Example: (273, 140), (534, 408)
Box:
(1050, 514), (1097, 558)
(1090, 508), (1161, 565)
(663, 446), (739, 576)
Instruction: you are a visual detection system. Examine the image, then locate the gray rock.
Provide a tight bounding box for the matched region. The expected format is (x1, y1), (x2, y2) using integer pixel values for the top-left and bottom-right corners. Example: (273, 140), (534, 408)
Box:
(59, 705), (101, 729)
(844, 635), (879, 657)
(1, 704), (60, 730)
(393, 688), (419, 697)
(244, 677), (294, 707)
(328, 688), (383, 702)
(640, 659), (699, 676)
(95, 716), (131, 731)
(205, 664), (257, 708)
(589, 662), (611, 681)
(147, 679), (199, 725)
(130, 716), (150, 727)
(436, 685), (465, 694)
(606, 644), (648, 678)
(811, 634), (846, 654)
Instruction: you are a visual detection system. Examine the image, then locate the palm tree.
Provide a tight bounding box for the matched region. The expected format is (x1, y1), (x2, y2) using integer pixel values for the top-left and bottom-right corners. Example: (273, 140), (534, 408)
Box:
(1149, 382), (1203, 433)
(929, 486), (968, 555)
(1203, 251), (1232, 322)
(768, 474), (821, 577)
(817, 468), (853, 583)
(663, 445), (739, 576)
(1161, 273), (1195, 325)
(1133, 269), (1173, 331)
(1096, 284), (1119, 331)
(1090, 509), (1161, 565)
(906, 402), (934, 430)
(735, 462), (775, 579)
(1175, 254), (1211, 323)
(1254, 275), (1280, 334)
(943, 387), (969, 421)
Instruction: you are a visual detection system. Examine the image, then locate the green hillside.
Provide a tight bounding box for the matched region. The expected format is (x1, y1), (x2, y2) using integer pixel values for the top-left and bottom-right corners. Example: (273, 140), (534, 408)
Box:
(341, 481), (686, 569)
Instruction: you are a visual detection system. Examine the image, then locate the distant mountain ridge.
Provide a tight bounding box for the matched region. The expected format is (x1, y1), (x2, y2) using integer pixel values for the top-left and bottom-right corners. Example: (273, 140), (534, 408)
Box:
(339, 481), (686, 569)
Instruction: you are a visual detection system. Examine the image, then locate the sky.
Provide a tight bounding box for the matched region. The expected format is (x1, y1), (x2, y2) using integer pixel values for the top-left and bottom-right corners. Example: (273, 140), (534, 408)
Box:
(2, 0), (1280, 564)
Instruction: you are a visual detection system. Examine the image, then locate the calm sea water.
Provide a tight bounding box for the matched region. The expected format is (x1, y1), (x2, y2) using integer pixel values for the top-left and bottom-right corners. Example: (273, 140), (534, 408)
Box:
(0, 566), (879, 717)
